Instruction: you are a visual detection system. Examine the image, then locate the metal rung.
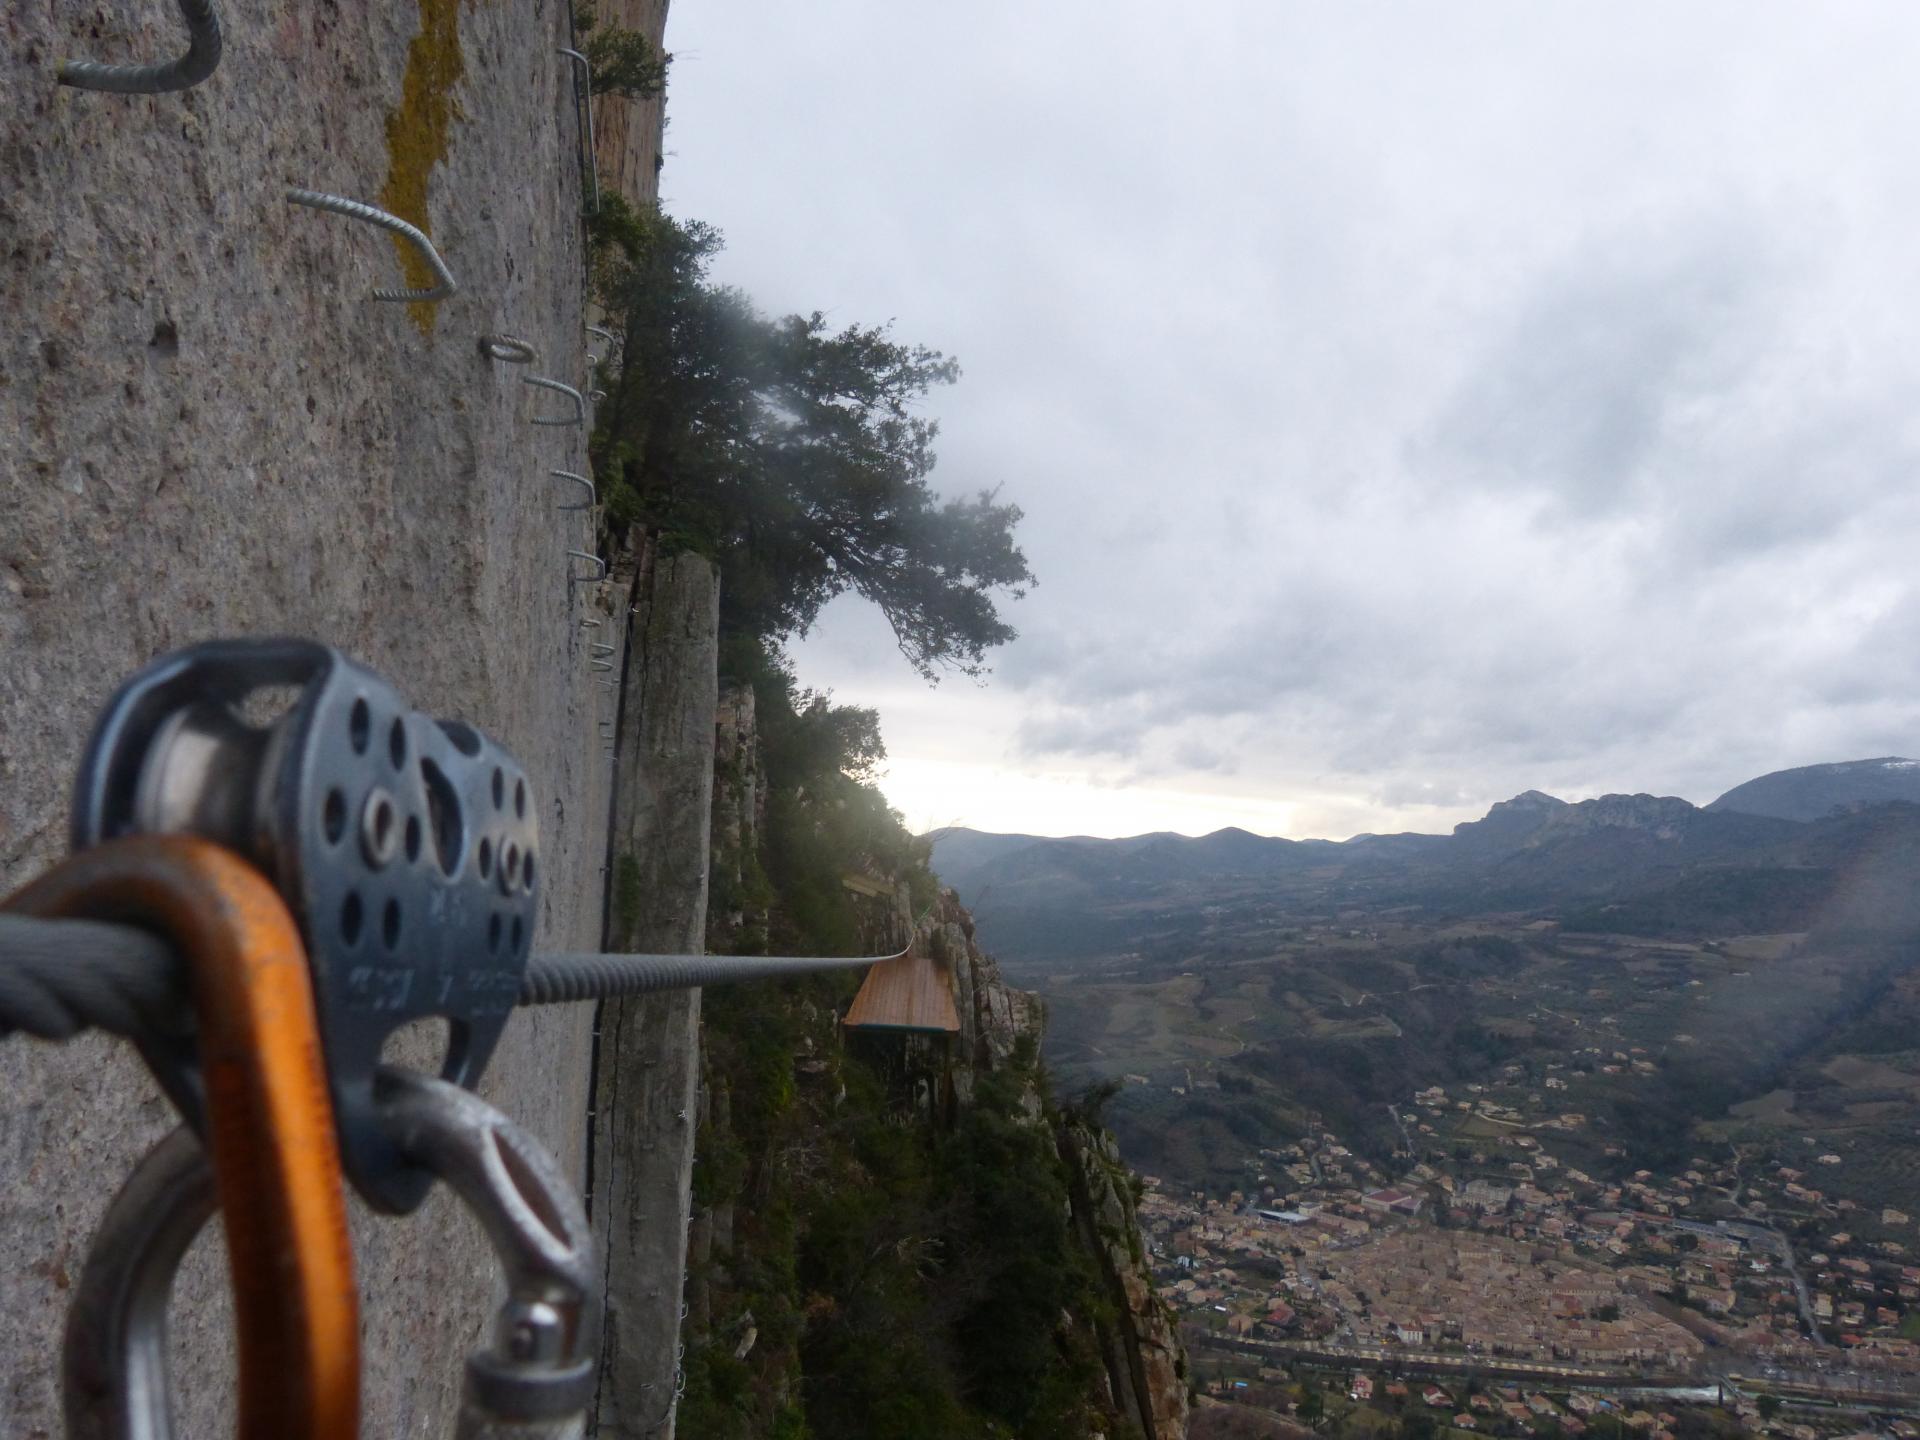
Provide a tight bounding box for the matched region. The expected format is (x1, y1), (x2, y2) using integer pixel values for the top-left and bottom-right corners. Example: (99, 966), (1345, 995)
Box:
(59, 0), (221, 93)
(479, 334), (537, 364)
(525, 376), (586, 427)
(550, 470), (595, 510)
(286, 189), (457, 304)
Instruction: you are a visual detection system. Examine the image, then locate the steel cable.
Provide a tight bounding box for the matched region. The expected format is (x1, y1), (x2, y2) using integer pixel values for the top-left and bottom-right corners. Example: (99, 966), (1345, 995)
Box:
(0, 913), (901, 1040)
(0, 914), (189, 1041)
(518, 946), (904, 1005)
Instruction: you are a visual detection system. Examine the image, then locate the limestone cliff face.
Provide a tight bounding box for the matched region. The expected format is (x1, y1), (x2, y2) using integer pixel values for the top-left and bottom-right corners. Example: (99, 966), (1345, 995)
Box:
(920, 888), (1044, 1102)
(588, 0), (672, 203)
(1061, 1123), (1193, 1440)
(707, 681), (768, 953)
(0, 1), (610, 1432)
(921, 886), (1191, 1439)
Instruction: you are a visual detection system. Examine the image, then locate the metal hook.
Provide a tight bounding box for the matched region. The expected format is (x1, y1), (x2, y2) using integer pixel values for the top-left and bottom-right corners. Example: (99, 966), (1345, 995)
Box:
(524, 376), (586, 427)
(589, 661), (613, 672)
(550, 470), (595, 510)
(590, 644), (615, 656)
(578, 617), (602, 629)
(555, 48), (600, 216)
(479, 334), (537, 364)
(587, 325), (617, 349)
(567, 551), (606, 585)
(59, 0), (221, 92)
(286, 190), (458, 304)
(588, 389), (608, 404)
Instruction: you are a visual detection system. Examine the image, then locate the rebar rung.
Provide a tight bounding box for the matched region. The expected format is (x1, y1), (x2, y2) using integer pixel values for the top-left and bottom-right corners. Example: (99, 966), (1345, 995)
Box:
(286, 189), (458, 304)
(479, 334), (537, 364)
(59, 0), (222, 93)
(550, 470), (595, 510)
(525, 376), (586, 427)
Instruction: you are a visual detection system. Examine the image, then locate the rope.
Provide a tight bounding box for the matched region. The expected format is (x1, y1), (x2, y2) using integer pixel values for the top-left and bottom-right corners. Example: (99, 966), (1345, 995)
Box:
(0, 913), (902, 1040)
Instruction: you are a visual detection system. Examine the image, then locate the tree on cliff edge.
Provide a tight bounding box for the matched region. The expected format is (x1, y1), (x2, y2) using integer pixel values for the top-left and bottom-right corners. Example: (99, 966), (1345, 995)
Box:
(590, 205), (1033, 679)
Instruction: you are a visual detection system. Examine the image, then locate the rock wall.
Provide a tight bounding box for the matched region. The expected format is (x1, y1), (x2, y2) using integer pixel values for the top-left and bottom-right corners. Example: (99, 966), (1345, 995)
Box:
(924, 891), (1045, 1080)
(588, 0), (672, 205)
(707, 681), (767, 953)
(0, 0), (615, 1432)
(925, 887), (1192, 1438)
(1062, 1123), (1194, 1440)
(590, 543), (718, 1440)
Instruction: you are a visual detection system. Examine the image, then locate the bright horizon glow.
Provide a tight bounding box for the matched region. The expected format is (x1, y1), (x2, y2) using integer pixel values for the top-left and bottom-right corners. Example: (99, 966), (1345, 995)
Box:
(875, 744), (1701, 843)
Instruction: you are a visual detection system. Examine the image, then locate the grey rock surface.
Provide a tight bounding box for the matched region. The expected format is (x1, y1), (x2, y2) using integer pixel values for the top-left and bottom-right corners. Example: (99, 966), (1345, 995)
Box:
(0, 0), (615, 1431)
(590, 547), (718, 1440)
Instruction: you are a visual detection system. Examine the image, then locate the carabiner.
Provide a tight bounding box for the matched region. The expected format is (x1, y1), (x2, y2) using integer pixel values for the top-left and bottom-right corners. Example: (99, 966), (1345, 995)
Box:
(4, 836), (359, 1439)
(62, 1126), (215, 1440)
(374, 1069), (599, 1437)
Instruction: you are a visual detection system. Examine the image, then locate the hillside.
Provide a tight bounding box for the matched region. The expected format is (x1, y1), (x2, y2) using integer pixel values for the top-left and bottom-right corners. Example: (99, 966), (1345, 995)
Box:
(929, 769), (1920, 1205)
(1707, 756), (1920, 821)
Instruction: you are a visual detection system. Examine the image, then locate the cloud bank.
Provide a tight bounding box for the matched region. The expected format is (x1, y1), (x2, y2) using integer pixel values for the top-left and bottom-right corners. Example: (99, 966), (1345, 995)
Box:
(662, 2), (1920, 838)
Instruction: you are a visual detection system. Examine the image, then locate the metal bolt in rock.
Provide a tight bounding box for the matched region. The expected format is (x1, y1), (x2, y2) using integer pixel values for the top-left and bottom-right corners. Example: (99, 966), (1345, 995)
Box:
(566, 551), (606, 586)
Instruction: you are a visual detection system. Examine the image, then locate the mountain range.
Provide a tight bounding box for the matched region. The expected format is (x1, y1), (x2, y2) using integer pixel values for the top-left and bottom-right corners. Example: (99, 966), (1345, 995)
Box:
(931, 757), (1920, 964)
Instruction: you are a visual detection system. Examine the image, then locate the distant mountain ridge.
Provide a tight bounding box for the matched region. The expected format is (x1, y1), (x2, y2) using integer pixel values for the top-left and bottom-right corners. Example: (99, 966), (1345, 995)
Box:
(1706, 756), (1920, 822)
(929, 757), (1920, 962)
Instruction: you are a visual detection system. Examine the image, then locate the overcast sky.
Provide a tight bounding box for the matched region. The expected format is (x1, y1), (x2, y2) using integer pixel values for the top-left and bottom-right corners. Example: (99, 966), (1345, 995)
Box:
(661, 2), (1920, 842)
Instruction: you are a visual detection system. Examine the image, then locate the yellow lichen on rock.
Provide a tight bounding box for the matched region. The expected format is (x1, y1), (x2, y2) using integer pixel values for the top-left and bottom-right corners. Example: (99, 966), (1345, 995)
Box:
(380, 0), (470, 335)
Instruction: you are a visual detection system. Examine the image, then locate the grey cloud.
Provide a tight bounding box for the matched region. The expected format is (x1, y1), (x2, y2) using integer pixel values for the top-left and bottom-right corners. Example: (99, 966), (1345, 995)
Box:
(1014, 706), (1147, 760)
(1427, 216), (1791, 517)
(1370, 778), (1472, 811)
(666, 1), (1920, 837)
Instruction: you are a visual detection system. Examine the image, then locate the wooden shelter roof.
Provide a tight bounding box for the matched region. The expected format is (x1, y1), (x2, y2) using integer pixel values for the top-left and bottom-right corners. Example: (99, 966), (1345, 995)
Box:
(842, 951), (961, 1034)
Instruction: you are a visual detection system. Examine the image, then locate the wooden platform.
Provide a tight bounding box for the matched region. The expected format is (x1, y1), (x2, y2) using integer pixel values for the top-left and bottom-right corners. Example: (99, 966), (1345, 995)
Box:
(843, 952), (961, 1034)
